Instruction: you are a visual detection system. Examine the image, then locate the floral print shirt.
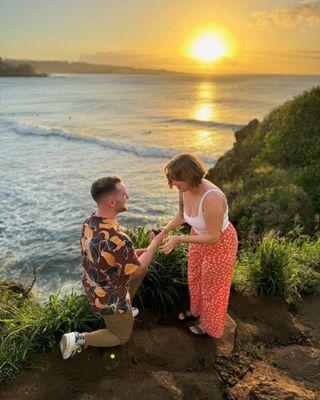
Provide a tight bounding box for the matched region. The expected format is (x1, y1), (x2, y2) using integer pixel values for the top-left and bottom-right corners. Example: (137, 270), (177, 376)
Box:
(80, 213), (139, 315)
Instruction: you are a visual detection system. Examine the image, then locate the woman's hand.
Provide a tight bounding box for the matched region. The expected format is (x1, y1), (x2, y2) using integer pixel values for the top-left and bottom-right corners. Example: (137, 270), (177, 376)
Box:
(160, 235), (180, 254)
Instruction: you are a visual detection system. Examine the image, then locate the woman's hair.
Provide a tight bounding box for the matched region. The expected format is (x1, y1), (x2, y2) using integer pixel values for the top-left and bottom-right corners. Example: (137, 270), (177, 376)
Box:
(164, 153), (206, 189)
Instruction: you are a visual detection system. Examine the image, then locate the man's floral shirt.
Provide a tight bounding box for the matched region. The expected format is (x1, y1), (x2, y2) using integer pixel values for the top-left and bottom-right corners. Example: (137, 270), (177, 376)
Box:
(80, 213), (139, 315)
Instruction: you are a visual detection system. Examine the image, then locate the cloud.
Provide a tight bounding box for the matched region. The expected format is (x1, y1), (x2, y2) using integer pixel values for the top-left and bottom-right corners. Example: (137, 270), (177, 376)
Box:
(252, 0), (320, 29)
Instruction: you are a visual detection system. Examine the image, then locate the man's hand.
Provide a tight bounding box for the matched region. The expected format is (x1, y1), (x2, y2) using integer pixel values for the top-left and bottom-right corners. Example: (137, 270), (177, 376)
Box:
(160, 235), (180, 254)
(149, 227), (167, 243)
(135, 248), (147, 256)
(150, 229), (166, 246)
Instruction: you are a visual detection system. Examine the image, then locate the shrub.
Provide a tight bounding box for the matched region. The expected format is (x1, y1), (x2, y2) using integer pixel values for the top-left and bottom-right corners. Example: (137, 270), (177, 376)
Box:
(249, 235), (288, 297)
(233, 234), (320, 303)
(0, 291), (100, 383)
(129, 226), (189, 314)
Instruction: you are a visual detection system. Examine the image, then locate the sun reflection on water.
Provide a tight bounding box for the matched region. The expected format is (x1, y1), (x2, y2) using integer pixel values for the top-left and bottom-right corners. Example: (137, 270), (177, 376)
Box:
(192, 82), (218, 122)
(195, 130), (213, 149)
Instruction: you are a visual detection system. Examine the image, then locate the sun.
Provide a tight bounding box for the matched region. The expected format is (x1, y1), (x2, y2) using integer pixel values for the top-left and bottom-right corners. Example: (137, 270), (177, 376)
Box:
(186, 28), (233, 64)
(190, 32), (228, 62)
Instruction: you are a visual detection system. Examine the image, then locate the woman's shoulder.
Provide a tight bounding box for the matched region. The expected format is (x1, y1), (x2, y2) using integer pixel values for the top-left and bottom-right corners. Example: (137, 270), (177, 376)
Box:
(203, 179), (223, 193)
(202, 181), (227, 210)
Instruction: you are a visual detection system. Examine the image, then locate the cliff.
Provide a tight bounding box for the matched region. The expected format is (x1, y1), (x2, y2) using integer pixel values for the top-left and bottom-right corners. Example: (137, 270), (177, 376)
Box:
(207, 86), (320, 239)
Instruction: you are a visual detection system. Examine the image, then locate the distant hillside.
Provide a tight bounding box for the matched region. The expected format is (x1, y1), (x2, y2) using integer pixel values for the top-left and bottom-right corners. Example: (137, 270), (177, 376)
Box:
(0, 59), (47, 77)
(5, 58), (177, 75)
(206, 86), (320, 239)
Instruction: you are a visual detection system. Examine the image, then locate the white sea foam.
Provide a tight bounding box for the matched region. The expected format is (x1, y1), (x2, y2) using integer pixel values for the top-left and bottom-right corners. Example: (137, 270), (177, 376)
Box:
(166, 118), (244, 130)
(9, 121), (217, 164)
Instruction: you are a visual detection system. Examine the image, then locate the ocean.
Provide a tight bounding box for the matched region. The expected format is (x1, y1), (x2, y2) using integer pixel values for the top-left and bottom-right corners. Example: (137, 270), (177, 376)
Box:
(1, 73), (319, 296)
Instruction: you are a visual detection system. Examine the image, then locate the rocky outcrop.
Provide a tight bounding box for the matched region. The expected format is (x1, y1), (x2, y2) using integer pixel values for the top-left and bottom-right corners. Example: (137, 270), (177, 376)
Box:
(206, 87), (320, 238)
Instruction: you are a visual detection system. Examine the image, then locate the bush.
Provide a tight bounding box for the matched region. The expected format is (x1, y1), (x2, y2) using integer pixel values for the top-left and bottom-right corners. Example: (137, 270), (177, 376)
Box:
(233, 234), (320, 303)
(250, 235), (288, 297)
(129, 226), (189, 314)
(207, 86), (320, 239)
(0, 291), (100, 383)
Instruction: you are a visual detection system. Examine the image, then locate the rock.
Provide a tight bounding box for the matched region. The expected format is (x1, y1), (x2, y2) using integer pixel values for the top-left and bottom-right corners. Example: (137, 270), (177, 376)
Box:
(267, 345), (320, 392)
(234, 119), (259, 141)
(149, 370), (224, 400)
(296, 295), (320, 347)
(230, 292), (302, 342)
(249, 382), (315, 400)
(128, 326), (217, 371)
(216, 314), (237, 357)
(228, 360), (317, 400)
(174, 371), (224, 400)
(150, 371), (182, 400)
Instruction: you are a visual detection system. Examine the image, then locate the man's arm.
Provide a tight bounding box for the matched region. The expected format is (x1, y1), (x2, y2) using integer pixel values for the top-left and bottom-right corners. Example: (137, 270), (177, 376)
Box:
(130, 231), (165, 280)
(135, 248), (147, 256)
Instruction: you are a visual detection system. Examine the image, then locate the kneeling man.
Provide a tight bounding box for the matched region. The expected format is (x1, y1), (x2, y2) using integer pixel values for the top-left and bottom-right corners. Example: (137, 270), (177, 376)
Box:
(60, 176), (164, 359)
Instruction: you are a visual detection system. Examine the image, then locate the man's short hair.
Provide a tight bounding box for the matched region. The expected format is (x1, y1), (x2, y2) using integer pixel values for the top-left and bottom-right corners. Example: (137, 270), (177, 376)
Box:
(91, 176), (122, 203)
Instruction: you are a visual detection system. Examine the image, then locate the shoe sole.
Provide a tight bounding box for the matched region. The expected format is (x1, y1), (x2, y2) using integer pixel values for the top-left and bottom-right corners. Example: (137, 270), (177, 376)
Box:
(60, 335), (70, 360)
(132, 308), (139, 318)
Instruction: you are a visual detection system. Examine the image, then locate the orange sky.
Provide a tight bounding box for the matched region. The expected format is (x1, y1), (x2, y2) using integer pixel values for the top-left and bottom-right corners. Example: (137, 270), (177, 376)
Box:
(1, 0), (320, 74)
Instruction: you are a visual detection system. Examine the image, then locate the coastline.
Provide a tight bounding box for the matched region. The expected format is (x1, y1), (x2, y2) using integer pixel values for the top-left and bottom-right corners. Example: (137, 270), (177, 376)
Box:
(1, 85), (320, 398)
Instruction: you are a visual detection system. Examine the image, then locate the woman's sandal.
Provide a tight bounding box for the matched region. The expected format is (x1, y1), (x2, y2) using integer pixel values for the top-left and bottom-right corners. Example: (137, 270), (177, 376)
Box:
(178, 311), (195, 321)
(189, 324), (207, 336)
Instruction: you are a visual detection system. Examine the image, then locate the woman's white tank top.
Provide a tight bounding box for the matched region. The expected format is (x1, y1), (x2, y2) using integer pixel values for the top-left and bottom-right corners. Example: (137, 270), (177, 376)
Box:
(183, 188), (229, 235)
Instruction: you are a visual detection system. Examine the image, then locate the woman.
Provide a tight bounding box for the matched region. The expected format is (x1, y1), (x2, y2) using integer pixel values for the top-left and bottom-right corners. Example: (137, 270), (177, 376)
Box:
(160, 153), (238, 338)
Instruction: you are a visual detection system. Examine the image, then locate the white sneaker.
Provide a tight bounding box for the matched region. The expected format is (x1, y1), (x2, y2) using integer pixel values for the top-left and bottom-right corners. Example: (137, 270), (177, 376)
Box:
(60, 332), (83, 360)
(132, 307), (139, 318)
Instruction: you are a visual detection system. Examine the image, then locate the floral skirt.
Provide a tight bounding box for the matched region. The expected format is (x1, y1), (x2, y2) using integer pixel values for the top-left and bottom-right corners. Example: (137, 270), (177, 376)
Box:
(187, 223), (238, 338)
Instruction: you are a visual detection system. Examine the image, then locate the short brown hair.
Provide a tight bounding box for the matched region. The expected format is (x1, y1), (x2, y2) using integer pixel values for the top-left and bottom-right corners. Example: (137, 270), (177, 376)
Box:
(91, 176), (121, 203)
(164, 153), (206, 189)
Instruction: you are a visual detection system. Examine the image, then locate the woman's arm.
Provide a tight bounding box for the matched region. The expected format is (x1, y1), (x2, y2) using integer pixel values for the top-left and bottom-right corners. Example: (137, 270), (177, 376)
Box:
(163, 191), (185, 232)
(163, 211), (185, 232)
(160, 193), (225, 253)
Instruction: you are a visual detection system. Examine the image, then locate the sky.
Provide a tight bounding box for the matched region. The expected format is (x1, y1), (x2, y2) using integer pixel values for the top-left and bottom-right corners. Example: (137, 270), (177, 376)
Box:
(1, 0), (320, 74)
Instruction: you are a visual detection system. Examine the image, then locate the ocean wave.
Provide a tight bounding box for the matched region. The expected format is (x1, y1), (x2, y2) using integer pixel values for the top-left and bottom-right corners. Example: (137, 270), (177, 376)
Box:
(8, 121), (217, 164)
(165, 118), (244, 130)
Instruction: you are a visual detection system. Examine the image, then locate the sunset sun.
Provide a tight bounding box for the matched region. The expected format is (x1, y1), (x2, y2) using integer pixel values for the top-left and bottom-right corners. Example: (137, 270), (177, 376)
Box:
(186, 28), (233, 64)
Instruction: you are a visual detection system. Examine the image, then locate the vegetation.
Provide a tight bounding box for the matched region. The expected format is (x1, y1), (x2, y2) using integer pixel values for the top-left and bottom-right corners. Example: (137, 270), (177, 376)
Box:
(0, 58), (47, 77)
(1, 226), (319, 383)
(233, 233), (320, 304)
(206, 86), (320, 240)
(128, 226), (189, 314)
(0, 283), (100, 382)
(1, 58), (175, 75)
(243, 341), (265, 360)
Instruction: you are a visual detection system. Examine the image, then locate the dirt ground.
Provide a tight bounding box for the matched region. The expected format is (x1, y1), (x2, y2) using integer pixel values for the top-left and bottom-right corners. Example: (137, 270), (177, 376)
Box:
(0, 292), (319, 400)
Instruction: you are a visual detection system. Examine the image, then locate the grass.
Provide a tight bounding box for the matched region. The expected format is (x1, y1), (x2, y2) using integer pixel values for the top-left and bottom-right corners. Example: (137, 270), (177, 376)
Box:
(233, 233), (320, 303)
(0, 226), (319, 383)
(243, 341), (265, 360)
(251, 235), (288, 297)
(129, 226), (189, 314)
(0, 290), (101, 382)
(0, 225), (190, 382)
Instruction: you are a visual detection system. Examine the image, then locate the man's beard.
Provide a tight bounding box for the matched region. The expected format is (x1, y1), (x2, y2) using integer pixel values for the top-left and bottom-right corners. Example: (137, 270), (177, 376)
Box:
(116, 201), (128, 213)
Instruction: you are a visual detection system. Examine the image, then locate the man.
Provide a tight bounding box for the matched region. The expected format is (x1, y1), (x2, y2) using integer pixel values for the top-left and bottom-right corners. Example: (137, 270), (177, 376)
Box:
(60, 176), (164, 359)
